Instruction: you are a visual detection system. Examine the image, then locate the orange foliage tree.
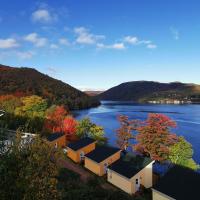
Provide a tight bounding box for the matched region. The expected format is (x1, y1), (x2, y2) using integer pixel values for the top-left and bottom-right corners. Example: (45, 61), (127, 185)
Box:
(134, 113), (178, 161)
(44, 105), (68, 133)
(62, 116), (77, 139)
(116, 115), (140, 151)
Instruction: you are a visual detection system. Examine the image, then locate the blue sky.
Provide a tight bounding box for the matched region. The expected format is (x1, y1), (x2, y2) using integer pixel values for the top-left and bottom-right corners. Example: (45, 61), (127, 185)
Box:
(0, 0), (200, 90)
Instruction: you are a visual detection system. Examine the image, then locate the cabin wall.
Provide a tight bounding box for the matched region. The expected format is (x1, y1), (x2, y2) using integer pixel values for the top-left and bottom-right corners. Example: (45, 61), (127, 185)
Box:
(67, 148), (79, 162)
(67, 142), (96, 163)
(85, 151), (121, 176)
(107, 161), (154, 194)
(84, 157), (101, 175)
(107, 170), (132, 194)
(98, 151), (121, 176)
(143, 162), (153, 188)
(48, 135), (66, 148)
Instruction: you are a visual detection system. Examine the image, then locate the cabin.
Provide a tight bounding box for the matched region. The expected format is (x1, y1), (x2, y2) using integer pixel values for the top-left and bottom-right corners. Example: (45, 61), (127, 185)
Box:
(46, 132), (66, 148)
(67, 137), (96, 163)
(152, 165), (200, 200)
(84, 146), (121, 176)
(107, 153), (154, 195)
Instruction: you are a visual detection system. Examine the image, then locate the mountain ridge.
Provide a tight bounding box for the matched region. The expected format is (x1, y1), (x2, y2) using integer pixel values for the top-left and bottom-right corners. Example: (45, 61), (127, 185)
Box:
(0, 64), (100, 110)
(98, 81), (200, 103)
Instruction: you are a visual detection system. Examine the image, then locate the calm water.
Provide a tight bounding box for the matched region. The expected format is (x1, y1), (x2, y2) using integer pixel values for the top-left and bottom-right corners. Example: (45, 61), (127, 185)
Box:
(74, 101), (200, 164)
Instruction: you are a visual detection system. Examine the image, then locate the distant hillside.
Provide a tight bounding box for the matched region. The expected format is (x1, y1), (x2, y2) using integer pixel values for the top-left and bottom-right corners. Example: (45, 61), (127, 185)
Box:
(0, 64), (100, 110)
(98, 81), (200, 103)
(84, 90), (104, 96)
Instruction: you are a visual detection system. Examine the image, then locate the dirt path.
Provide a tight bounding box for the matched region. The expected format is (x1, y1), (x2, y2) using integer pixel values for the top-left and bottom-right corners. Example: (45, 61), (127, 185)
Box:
(58, 158), (93, 182)
(58, 157), (117, 191)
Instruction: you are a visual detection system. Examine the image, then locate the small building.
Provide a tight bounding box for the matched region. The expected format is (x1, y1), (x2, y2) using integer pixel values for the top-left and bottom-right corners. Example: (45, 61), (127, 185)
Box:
(47, 132), (66, 148)
(152, 165), (200, 200)
(84, 146), (121, 176)
(107, 153), (154, 194)
(67, 137), (96, 163)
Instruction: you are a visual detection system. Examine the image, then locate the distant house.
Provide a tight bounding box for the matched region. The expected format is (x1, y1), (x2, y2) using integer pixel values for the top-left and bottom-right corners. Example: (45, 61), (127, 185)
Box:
(152, 165), (200, 200)
(67, 137), (96, 163)
(84, 146), (121, 176)
(47, 132), (66, 148)
(107, 153), (154, 194)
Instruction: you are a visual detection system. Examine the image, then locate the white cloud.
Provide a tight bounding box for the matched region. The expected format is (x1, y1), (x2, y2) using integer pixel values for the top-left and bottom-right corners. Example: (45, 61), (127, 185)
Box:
(50, 44), (59, 49)
(124, 36), (139, 44)
(147, 44), (157, 49)
(124, 35), (156, 49)
(0, 38), (19, 49)
(46, 66), (58, 77)
(112, 43), (125, 49)
(97, 42), (125, 50)
(59, 38), (70, 46)
(170, 27), (179, 40)
(74, 27), (105, 45)
(24, 33), (47, 47)
(47, 67), (57, 74)
(139, 40), (152, 45)
(32, 9), (57, 23)
(16, 51), (35, 60)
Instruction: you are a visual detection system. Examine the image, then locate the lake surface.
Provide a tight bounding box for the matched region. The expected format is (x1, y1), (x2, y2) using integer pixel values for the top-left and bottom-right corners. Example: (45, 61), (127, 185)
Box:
(74, 101), (200, 164)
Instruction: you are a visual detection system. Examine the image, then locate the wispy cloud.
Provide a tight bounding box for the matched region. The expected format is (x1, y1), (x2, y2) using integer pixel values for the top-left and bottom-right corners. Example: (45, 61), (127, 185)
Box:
(46, 66), (58, 78)
(74, 27), (105, 45)
(0, 38), (19, 49)
(146, 44), (157, 49)
(123, 35), (157, 49)
(124, 36), (139, 44)
(50, 44), (59, 49)
(59, 38), (70, 46)
(97, 42), (125, 50)
(16, 51), (35, 60)
(24, 33), (48, 47)
(170, 27), (179, 40)
(32, 8), (57, 23)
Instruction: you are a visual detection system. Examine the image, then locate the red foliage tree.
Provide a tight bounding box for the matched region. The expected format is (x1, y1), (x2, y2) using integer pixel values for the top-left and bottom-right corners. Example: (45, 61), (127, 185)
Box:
(116, 115), (140, 151)
(134, 113), (178, 161)
(62, 116), (77, 137)
(44, 105), (68, 133)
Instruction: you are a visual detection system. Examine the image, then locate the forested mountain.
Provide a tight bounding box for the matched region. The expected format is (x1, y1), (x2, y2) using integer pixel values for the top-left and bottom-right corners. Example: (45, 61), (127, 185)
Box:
(98, 81), (200, 103)
(0, 64), (100, 110)
(84, 90), (104, 96)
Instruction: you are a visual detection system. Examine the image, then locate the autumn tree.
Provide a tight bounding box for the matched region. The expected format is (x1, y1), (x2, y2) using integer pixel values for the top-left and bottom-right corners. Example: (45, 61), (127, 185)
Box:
(76, 118), (107, 144)
(62, 116), (77, 139)
(76, 118), (92, 138)
(169, 136), (199, 170)
(0, 95), (22, 113)
(116, 115), (139, 151)
(44, 105), (68, 133)
(0, 131), (62, 200)
(134, 114), (178, 161)
(15, 95), (48, 118)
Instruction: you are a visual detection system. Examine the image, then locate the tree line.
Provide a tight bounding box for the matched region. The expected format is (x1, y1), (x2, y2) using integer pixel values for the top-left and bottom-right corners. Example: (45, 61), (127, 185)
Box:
(116, 113), (199, 170)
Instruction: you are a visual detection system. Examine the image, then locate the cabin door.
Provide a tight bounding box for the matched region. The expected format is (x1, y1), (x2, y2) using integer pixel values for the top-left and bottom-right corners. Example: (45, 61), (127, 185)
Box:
(80, 151), (85, 161)
(135, 178), (140, 192)
(104, 163), (108, 174)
